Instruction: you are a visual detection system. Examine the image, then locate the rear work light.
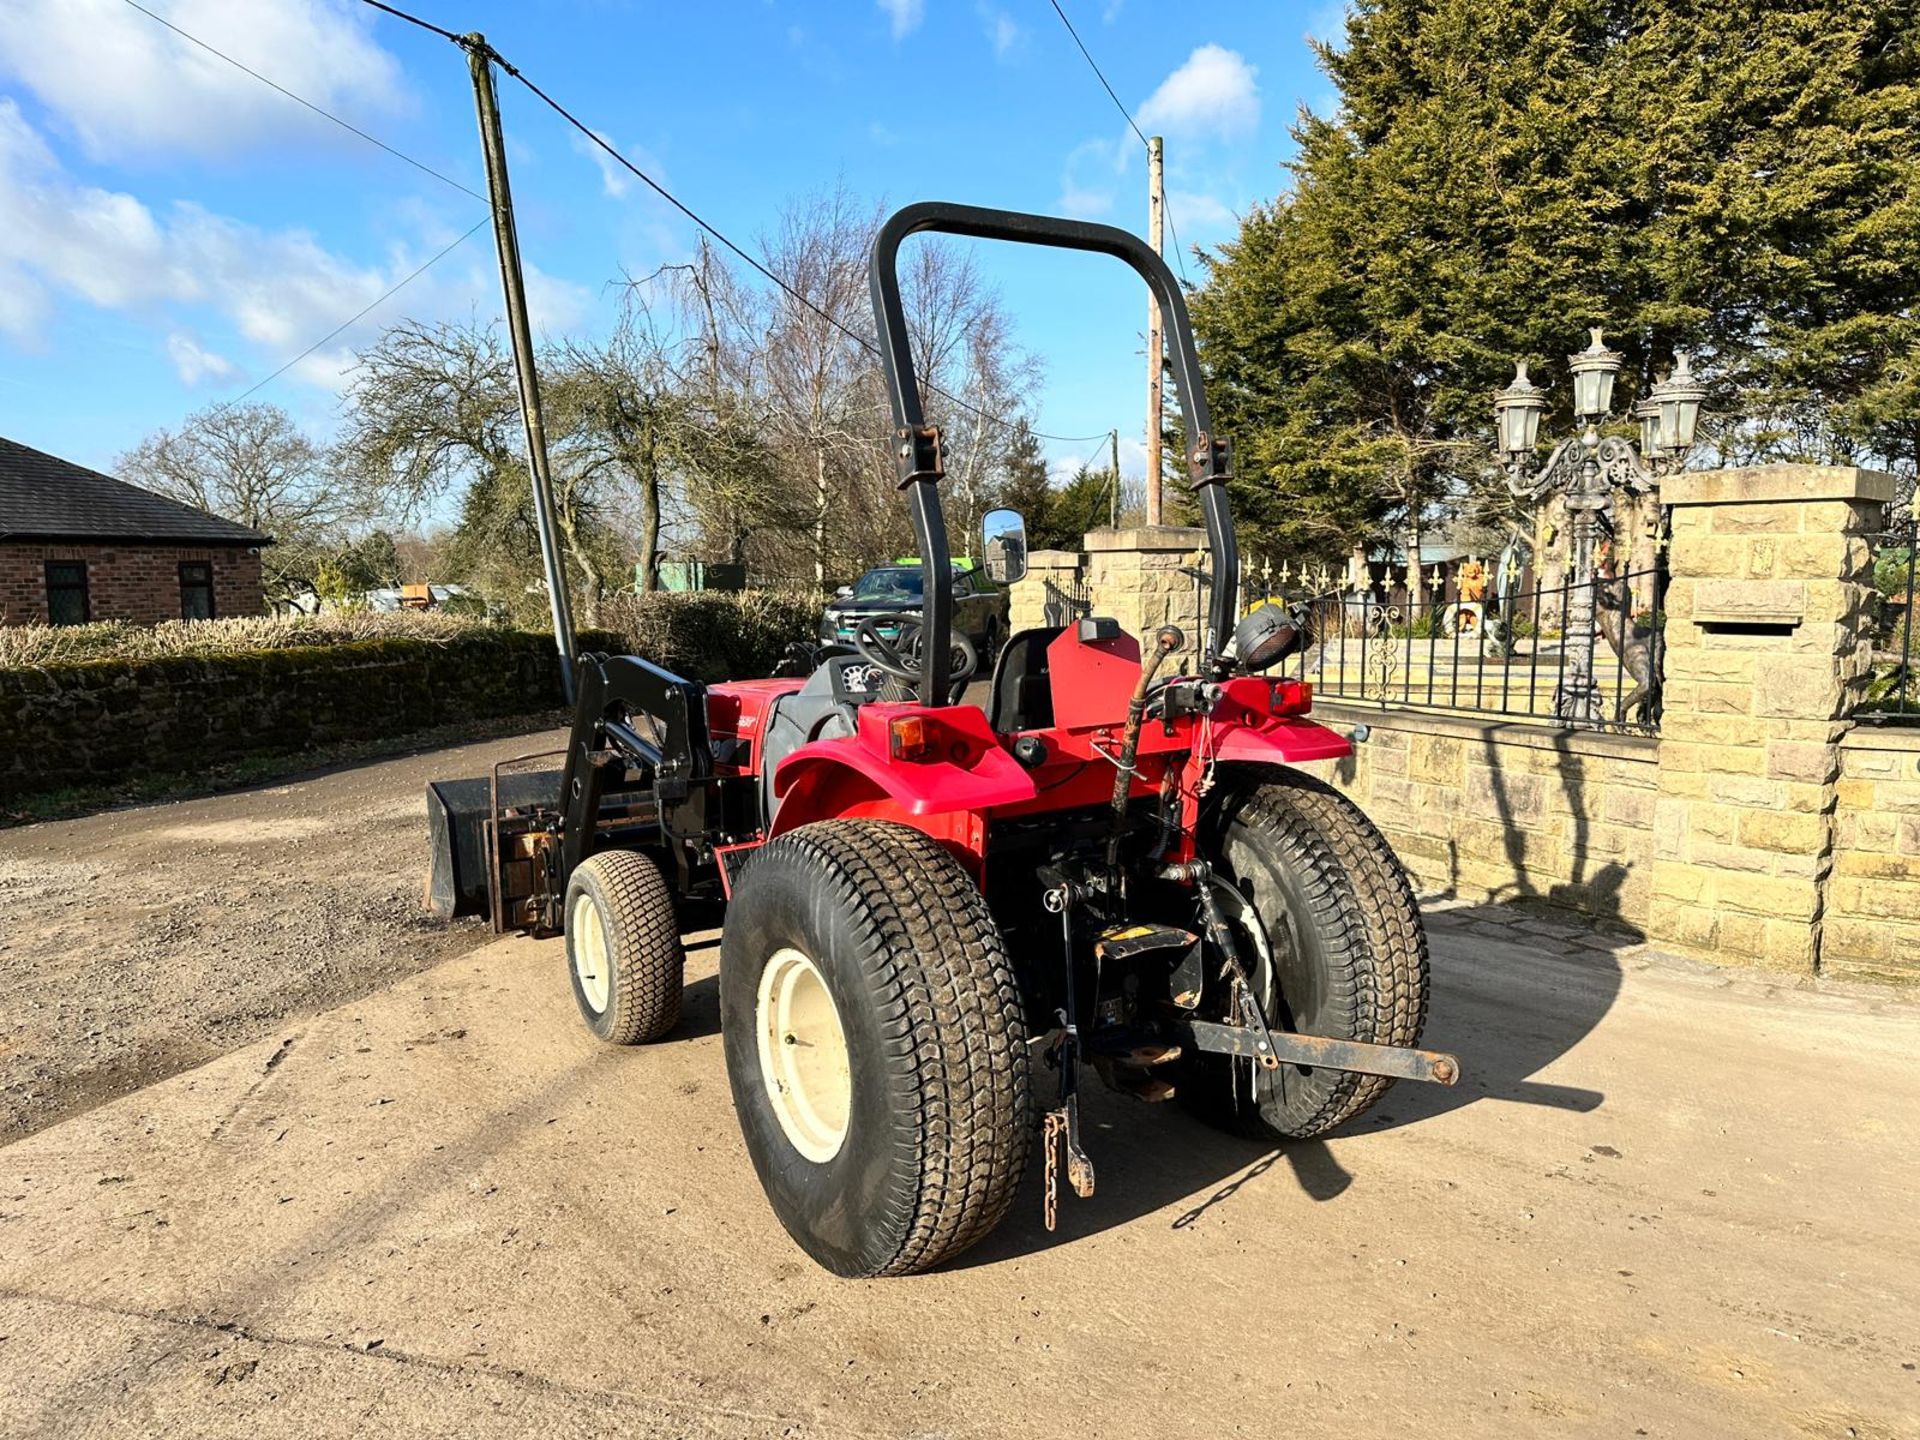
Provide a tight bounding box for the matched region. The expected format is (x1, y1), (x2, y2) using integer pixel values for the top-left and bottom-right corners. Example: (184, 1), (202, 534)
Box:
(1269, 679), (1312, 716)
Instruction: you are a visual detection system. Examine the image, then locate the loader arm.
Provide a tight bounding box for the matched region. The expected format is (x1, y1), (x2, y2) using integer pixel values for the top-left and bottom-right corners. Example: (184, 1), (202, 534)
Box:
(558, 653), (712, 892)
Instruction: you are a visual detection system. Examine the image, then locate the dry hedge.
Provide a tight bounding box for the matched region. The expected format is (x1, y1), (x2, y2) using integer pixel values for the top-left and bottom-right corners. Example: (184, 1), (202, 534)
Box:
(0, 612), (489, 668)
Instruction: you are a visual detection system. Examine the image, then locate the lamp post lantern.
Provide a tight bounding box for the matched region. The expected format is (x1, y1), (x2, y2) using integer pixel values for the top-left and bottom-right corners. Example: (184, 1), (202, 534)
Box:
(1497, 329), (1704, 723)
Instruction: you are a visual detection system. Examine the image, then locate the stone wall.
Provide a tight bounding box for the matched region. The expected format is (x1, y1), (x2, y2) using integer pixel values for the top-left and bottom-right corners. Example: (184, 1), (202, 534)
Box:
(0, 542), (263, 625)
(0, 630), (577, 800)
(1007, 527), (1210, 658)
(1825, 727), (1920, 983)
(1300, 703), (1658, 930)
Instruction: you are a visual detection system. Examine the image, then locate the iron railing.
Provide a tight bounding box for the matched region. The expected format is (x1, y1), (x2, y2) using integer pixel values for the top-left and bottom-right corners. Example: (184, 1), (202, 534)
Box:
(1288, 564), (1668, 735)
(1043, 575), (1093, 626)
(1861, 518), (1918, 723)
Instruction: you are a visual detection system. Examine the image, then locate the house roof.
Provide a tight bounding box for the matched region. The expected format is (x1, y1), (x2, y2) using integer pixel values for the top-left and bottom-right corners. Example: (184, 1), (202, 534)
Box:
(0, 435), (270, 547)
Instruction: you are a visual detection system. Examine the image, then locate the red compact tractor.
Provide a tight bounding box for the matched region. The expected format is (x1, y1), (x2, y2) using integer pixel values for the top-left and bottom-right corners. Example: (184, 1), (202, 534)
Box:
(428, 203), (1457, 1277)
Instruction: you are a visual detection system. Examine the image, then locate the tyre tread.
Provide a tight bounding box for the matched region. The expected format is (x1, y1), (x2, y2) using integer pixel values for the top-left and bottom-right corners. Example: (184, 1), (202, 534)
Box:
(754, 821), (1031, 1277)
(572, 850), (684, 1044)
(1210, 766), (1430, 1138)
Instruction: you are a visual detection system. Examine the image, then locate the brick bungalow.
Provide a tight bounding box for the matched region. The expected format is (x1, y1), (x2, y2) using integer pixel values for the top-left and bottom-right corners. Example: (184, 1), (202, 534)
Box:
(0, 436), (269, 626)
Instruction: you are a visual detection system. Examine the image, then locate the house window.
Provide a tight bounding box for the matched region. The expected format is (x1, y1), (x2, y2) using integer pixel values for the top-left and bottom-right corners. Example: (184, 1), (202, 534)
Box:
(45, 561), (88, 625)
(180, 561), (216, 620)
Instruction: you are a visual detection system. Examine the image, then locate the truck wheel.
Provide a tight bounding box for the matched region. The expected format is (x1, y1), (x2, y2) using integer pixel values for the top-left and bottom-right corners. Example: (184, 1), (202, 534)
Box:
(564, 850), (684, 1044)
(720, 821), (1030, 1277)
(1181, 767), (1429, 1139)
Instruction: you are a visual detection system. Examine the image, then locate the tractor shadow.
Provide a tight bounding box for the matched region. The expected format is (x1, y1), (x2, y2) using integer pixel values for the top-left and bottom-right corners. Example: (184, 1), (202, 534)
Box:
(955, 899), (1625, 1267)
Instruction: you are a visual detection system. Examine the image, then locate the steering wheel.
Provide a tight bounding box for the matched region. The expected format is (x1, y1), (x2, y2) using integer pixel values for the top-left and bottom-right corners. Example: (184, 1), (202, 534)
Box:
(853, 616), (978, 703)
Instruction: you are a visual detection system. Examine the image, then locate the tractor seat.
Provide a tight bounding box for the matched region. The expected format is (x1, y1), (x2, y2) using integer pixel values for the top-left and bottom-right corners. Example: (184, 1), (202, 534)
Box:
(759, 664), (858, 825)
(988, 626), (1062, 734)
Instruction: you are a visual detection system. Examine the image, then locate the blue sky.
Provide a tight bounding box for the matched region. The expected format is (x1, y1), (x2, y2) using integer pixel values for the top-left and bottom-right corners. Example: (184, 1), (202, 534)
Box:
(0, 0), (1343, 489)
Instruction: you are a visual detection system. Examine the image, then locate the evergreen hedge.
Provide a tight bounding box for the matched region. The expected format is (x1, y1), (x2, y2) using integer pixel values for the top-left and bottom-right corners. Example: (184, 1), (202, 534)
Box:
(0, 591), (821, 801)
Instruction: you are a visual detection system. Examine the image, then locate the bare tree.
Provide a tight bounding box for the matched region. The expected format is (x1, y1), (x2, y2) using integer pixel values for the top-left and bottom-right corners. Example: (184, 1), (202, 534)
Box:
(549, 292), (695, 595)
(757, 185), (886, 583)
(339, 317), (621, 621)
(118, 401), (347, 606)
(670, 189), (1038, 583)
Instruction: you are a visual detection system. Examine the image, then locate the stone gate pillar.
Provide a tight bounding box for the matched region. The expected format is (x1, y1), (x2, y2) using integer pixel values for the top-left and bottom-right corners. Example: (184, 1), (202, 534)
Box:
(1007, 548), (1084, 634)
(1648, 465), (1894, 972)
(1082, 526), (1210, 669)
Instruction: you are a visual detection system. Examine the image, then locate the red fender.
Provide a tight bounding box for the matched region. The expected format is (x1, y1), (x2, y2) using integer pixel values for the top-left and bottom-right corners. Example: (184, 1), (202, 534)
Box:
(769, 702), (1036, 839)
(1203, 677), (1354, 764)
(1210, 717), (1354, 765)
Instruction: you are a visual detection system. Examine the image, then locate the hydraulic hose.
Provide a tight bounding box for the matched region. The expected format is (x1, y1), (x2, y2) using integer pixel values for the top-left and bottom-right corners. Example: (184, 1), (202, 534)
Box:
(1105, 626), (1185, 874)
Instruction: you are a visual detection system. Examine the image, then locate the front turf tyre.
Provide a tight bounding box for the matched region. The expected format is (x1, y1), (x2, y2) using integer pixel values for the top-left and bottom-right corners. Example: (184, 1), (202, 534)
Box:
(1181, 767), (1429, 1140)
(720, 820), (1031, 1277)
(564, 850), (684, 1045)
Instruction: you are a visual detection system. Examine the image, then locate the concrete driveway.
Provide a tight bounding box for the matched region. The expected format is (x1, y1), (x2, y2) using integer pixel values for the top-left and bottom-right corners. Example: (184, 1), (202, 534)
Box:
(2, 908), (1915, 1438)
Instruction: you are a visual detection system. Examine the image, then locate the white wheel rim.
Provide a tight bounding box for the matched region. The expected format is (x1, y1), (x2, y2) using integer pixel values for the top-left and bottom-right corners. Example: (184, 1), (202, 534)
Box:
(755, 947), (852, 1163)
(572, 892), (611, 1014)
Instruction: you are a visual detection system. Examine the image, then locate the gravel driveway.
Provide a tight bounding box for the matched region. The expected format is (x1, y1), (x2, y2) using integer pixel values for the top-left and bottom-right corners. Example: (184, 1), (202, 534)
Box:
(0, 727), (567, 1141)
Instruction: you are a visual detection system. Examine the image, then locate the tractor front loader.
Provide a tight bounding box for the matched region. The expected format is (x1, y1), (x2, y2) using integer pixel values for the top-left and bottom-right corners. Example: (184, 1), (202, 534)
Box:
(427, 202), (1458, 1277)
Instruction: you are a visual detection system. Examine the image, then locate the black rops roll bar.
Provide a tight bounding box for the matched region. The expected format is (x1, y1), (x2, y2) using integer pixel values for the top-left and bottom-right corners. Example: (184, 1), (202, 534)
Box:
(867, 201), (1240, 705)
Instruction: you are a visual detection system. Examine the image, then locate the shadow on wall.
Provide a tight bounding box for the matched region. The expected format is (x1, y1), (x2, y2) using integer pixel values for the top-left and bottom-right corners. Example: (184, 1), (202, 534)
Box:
(1410, 726), (1645, 932)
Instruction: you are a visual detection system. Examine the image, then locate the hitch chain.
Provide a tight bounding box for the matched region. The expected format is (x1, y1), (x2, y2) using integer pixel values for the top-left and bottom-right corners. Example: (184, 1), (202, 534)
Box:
(1042, 1109), (1065, 1232)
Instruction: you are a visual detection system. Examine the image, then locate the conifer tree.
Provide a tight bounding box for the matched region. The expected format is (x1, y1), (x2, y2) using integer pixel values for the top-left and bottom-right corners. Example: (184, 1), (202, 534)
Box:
(1192, 0), (1920, 558)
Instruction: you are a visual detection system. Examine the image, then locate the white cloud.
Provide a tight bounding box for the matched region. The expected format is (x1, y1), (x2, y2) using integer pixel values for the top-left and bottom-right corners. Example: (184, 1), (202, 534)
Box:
(0, 100), (592, 394)
(166, 330), (235, 384)
(1138, 45), (1260, 142)
(1306, 0), (1353, 45)
(0, 0), (408, 161)
(1047, 436), (1144, 486)
(522, 265), (592, 337)
(1166, 189), (1237, 233)
(979, 5), (1023, 59)
(878, 0), (924, 39)
(289, 345), (358, 392)
(572, 128), (633, 200)
(1057, 135), (1126, 220)
(1059, 182), (1115, 220)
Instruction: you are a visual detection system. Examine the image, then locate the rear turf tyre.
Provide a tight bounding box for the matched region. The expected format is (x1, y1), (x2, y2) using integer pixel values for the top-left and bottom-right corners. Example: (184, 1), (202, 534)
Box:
(564, 850), (684, 1045)
(1180, 766), (1429, 1140)
(720, 820), (1031, 1277)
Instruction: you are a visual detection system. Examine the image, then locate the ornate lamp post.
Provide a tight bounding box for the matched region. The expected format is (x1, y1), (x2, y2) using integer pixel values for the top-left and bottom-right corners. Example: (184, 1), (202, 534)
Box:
(1496, 330), (1704, 721)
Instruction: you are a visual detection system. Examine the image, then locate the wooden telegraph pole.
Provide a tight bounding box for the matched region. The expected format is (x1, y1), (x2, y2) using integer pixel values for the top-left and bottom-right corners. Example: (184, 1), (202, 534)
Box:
(465, 33), (577, 700)
(1109, 428), (1120, 527)
(1144, 135), (1165, 527)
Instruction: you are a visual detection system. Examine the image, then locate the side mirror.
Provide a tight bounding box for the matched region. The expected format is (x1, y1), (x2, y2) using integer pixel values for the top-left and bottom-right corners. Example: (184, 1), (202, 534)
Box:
(834, 585), (853, 600)
(981, 507), (1028, 585)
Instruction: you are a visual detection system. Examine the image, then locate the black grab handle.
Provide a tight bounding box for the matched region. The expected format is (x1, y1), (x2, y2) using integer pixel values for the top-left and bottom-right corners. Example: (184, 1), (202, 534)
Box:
(867, 202), (1239, 684)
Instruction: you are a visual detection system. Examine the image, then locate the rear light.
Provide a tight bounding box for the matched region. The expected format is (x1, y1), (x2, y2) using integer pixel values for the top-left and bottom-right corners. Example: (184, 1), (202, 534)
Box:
(889, 715), (934, 761)
(1269, 679), (1312, 716)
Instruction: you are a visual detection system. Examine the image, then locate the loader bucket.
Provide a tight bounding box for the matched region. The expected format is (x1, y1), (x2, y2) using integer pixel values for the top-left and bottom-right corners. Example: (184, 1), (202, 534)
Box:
(424, 769), (562, 921)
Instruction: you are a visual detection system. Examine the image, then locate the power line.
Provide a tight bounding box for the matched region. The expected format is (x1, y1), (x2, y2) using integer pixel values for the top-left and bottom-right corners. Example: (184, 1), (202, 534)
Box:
(1041, 0), (1191, 281)
(117, 0), (487, 205)
(231, 219), (490, 402)
(356, 1), (1110, 445)
(359, 0), (463, 43)
(1045, 0), (1148, 149)
(502, 54), (1110, 443)
(116, 0), (490, 402)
